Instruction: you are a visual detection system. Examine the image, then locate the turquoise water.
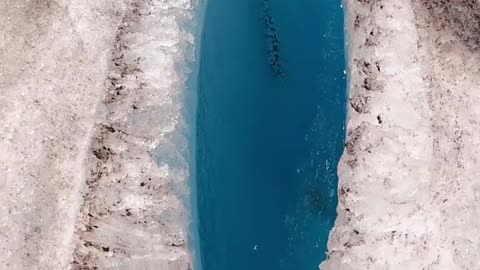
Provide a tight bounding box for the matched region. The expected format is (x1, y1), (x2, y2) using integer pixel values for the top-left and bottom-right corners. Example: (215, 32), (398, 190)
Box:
(195, 0), (346, 269)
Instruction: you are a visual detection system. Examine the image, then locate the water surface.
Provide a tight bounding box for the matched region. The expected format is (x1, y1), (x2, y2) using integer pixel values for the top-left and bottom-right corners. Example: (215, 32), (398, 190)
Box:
(196, 0), (346, 269)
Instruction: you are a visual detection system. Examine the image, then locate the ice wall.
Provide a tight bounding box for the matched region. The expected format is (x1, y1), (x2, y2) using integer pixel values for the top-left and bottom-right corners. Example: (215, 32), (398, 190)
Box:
(0, 0), (197, 269)
(321, 0), (480, 269)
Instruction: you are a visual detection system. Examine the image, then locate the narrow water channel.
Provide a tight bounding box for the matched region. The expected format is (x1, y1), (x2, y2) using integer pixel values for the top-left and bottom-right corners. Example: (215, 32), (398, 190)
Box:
(195, 0), (346, 269)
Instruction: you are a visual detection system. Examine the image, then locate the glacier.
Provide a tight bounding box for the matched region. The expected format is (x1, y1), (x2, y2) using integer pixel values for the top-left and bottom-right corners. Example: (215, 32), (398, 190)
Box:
(0, 0), (197, 269)
(2, 0), (480, 269)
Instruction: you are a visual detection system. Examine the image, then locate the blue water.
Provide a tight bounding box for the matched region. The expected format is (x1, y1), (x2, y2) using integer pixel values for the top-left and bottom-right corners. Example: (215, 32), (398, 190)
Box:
(195, 0), (346, 269)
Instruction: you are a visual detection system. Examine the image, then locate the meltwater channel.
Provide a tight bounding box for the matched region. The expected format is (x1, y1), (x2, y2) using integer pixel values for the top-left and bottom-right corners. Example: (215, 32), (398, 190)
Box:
(194, 0), (346, 269)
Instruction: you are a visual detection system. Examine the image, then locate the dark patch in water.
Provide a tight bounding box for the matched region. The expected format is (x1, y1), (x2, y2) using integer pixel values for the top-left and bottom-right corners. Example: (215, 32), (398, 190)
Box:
(263, 0), (284, 77)
(305, 186), (331, 214)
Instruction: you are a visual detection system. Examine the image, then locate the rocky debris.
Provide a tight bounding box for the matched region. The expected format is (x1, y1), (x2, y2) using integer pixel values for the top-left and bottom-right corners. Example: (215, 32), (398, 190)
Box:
(420, 0), (480, 50)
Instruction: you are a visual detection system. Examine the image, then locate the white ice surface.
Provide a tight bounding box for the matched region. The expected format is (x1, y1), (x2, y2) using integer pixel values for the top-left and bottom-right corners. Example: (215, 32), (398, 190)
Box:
(0, 0), (197, 269)
(322, 0), (480, 269)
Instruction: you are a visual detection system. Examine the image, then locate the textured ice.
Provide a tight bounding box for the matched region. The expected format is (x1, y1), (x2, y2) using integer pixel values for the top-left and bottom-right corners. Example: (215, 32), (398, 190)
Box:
(0, 0), (197, 269)
(321, 0), (480, 269)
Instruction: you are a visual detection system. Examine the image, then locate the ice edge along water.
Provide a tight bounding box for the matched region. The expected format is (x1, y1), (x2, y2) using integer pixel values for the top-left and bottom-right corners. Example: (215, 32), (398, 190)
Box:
(322, 0), (433, 268)
(71, 0), (200, 269)
(186, 1), (207, 270)
(322, 0), (480, 269)
(68, 0), (202, 269)
(0, 0), (199, 269)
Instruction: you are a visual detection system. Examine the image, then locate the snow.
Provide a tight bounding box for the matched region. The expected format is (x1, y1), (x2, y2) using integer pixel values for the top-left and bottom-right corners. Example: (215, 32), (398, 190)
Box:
(321, 0), (480, 269)
(0, 0), (197, 269)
